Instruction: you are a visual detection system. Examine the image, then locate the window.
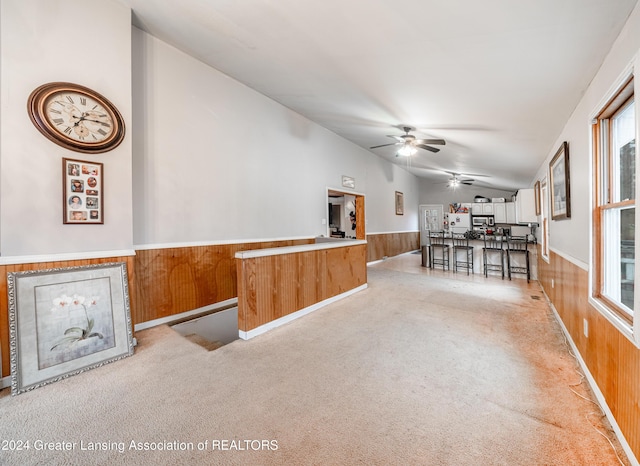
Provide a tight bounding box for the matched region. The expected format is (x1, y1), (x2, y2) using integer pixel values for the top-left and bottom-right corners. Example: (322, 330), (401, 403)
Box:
(593, 76), (636, 325)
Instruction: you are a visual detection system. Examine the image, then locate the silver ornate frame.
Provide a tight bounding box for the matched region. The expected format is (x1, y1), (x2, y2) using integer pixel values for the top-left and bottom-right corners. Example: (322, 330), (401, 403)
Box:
(8, 262), (133, 395)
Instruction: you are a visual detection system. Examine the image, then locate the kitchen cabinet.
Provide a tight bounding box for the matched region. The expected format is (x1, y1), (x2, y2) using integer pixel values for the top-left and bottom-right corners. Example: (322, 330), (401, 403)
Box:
(515, 188), (537, 223)
(472, 202), (494, 215)
(491, 202), (517, 224)
(494, 203), (506, 223)
(506, 202), (516, 223)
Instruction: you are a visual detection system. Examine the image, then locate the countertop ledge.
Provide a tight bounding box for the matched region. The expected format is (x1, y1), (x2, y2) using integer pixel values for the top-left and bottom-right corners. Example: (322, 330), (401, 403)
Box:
(235, 239), (367, 259)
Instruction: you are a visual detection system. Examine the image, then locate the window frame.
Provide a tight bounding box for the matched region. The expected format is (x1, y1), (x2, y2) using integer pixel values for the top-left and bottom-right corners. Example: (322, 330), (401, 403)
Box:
(589, 70), (640, 345)
(540, 177), (549, 262)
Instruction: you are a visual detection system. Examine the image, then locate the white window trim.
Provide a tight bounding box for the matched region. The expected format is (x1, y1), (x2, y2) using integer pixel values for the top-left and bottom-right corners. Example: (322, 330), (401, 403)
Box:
(540, 177), (550, 264)
(588, 57), (640, 348)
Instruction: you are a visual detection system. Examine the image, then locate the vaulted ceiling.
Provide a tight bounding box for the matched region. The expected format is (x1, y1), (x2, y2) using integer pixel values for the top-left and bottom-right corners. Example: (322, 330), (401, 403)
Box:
(122, 0), (638, 190)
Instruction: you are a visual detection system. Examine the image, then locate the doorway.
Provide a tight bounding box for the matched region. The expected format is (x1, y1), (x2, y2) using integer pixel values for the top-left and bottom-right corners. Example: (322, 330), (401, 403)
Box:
(327, 189), (365, 240)
(419, 204), (444, 246)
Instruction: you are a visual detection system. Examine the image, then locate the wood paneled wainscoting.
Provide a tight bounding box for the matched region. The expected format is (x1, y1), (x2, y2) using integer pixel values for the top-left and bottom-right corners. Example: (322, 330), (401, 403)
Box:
(0, 255), (136, 379)
(366, 231), (419, 262)
(537, 247), (640, 461)
(236, 241), (367, 339)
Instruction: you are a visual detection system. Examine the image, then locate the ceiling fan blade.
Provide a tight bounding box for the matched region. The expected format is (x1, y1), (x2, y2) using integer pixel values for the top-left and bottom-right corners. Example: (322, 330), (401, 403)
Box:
(370, 142), (401, 149)
(415, 144), (440, 153)
(462, 182), (473, 185)
(415, 139), (446, 146)
(445, 170), (488, 177)
(389, 135), (407, 142)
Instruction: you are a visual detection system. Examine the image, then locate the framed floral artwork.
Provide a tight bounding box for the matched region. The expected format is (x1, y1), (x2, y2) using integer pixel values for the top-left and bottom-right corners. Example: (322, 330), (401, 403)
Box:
(8, 262), (133, 395)
(63, 158), (103, 224)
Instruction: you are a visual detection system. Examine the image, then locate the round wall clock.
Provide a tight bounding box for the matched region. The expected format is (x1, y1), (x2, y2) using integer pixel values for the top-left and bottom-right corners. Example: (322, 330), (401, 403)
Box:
(27, 82), (125, 154)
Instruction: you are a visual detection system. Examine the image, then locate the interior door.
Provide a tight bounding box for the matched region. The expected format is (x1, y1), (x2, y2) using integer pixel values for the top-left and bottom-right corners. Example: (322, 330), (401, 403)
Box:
(419, 204), (443, 246)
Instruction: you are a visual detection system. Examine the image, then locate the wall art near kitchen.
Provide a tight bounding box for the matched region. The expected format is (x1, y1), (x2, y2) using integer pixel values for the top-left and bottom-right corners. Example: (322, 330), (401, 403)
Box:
(63, 158), (103, 224)
(534, 180), (541, 216)
(8, 262), (134, 395)
(549, 141), (571, 220)
(395, 191), (404, 215)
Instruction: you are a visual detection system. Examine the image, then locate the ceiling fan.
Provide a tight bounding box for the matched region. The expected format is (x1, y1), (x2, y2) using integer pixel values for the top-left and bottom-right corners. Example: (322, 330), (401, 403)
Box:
(369, 126), (446, 156)
(448, 174), (474, 186)
(444, 171), (484, 187)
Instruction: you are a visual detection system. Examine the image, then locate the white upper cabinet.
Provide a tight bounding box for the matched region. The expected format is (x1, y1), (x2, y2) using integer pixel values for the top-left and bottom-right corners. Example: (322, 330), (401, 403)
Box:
(494, 203), (506, 223)
(472, 202), (494, 215)
(515, 188), (537, 223)
(506, 202), (516, 223)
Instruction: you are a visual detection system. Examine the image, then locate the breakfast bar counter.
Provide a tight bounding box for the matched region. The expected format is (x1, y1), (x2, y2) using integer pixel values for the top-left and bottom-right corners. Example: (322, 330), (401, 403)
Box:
(423, 235), (537, 280)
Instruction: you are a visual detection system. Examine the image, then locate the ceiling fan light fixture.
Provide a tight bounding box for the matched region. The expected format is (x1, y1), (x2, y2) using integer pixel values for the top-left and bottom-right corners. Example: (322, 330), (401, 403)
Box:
(397, 144), (417, 156)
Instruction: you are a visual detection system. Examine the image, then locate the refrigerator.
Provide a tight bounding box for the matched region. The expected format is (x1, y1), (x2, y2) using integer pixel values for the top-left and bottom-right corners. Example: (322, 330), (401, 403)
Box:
(447, 212), (471, 234)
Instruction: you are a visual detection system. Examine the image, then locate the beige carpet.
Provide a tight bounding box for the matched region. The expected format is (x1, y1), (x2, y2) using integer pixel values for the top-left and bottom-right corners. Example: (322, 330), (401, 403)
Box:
(0, 254), (631, 465)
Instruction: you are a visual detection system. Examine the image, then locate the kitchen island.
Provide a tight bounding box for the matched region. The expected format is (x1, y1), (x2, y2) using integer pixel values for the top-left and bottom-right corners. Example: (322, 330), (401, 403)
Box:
(424, 235), (538, 280)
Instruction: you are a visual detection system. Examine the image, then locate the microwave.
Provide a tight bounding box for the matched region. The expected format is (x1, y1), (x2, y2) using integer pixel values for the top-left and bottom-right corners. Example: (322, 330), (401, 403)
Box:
(472, 216), (495, 227)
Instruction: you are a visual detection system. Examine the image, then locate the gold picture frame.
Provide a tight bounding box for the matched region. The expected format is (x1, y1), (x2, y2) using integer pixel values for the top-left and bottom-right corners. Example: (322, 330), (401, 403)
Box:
(395, 191), (404, 215)
(549, 141), (571, 220)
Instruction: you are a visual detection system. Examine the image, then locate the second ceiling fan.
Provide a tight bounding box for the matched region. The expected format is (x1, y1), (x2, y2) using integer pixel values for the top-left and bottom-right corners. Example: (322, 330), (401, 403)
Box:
(369, 126), (446, 156)
(447, 173), (474, 186)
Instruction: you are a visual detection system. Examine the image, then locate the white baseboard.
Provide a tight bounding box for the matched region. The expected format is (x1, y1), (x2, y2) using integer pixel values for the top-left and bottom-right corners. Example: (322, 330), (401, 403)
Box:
(1, 375), (9, 390)
(134, 298), (238, 332)
(545, 293), (639, 466)
(239, 284), (368, 340)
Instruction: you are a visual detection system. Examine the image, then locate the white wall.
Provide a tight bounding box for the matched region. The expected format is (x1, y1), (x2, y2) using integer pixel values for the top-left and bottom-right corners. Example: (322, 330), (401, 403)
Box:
(131, 28), (420, 246)
(0, 0), (133, 258)
(530, 3), (640, 264)
(365, 159), (420, 233)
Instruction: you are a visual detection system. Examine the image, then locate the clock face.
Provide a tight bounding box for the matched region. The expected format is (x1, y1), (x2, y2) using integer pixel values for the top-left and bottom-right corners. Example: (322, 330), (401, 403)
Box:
(28, 82), (125, 153)
(45, 91), (115, 143)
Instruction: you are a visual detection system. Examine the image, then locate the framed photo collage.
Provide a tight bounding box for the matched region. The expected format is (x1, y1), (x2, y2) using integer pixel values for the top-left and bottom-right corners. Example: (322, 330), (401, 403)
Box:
(63, 158), (103, 224)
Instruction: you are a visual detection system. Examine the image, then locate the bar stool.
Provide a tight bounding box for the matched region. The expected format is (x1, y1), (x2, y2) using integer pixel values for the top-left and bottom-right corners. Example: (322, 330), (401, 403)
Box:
(430, 231), (450, 270)
(482, 234), (506, 279)
(506, 235), (530, 282)
(451, 231), (474, 275)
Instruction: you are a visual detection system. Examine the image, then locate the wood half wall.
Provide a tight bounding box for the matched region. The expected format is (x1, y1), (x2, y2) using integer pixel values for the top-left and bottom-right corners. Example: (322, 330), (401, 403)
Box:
(0, 255), (135, 378)
(133, 239), (314, 325)
(236, 243), (367, 333)
(537, 247), (640, 460)
(366, 231), (419, 262)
